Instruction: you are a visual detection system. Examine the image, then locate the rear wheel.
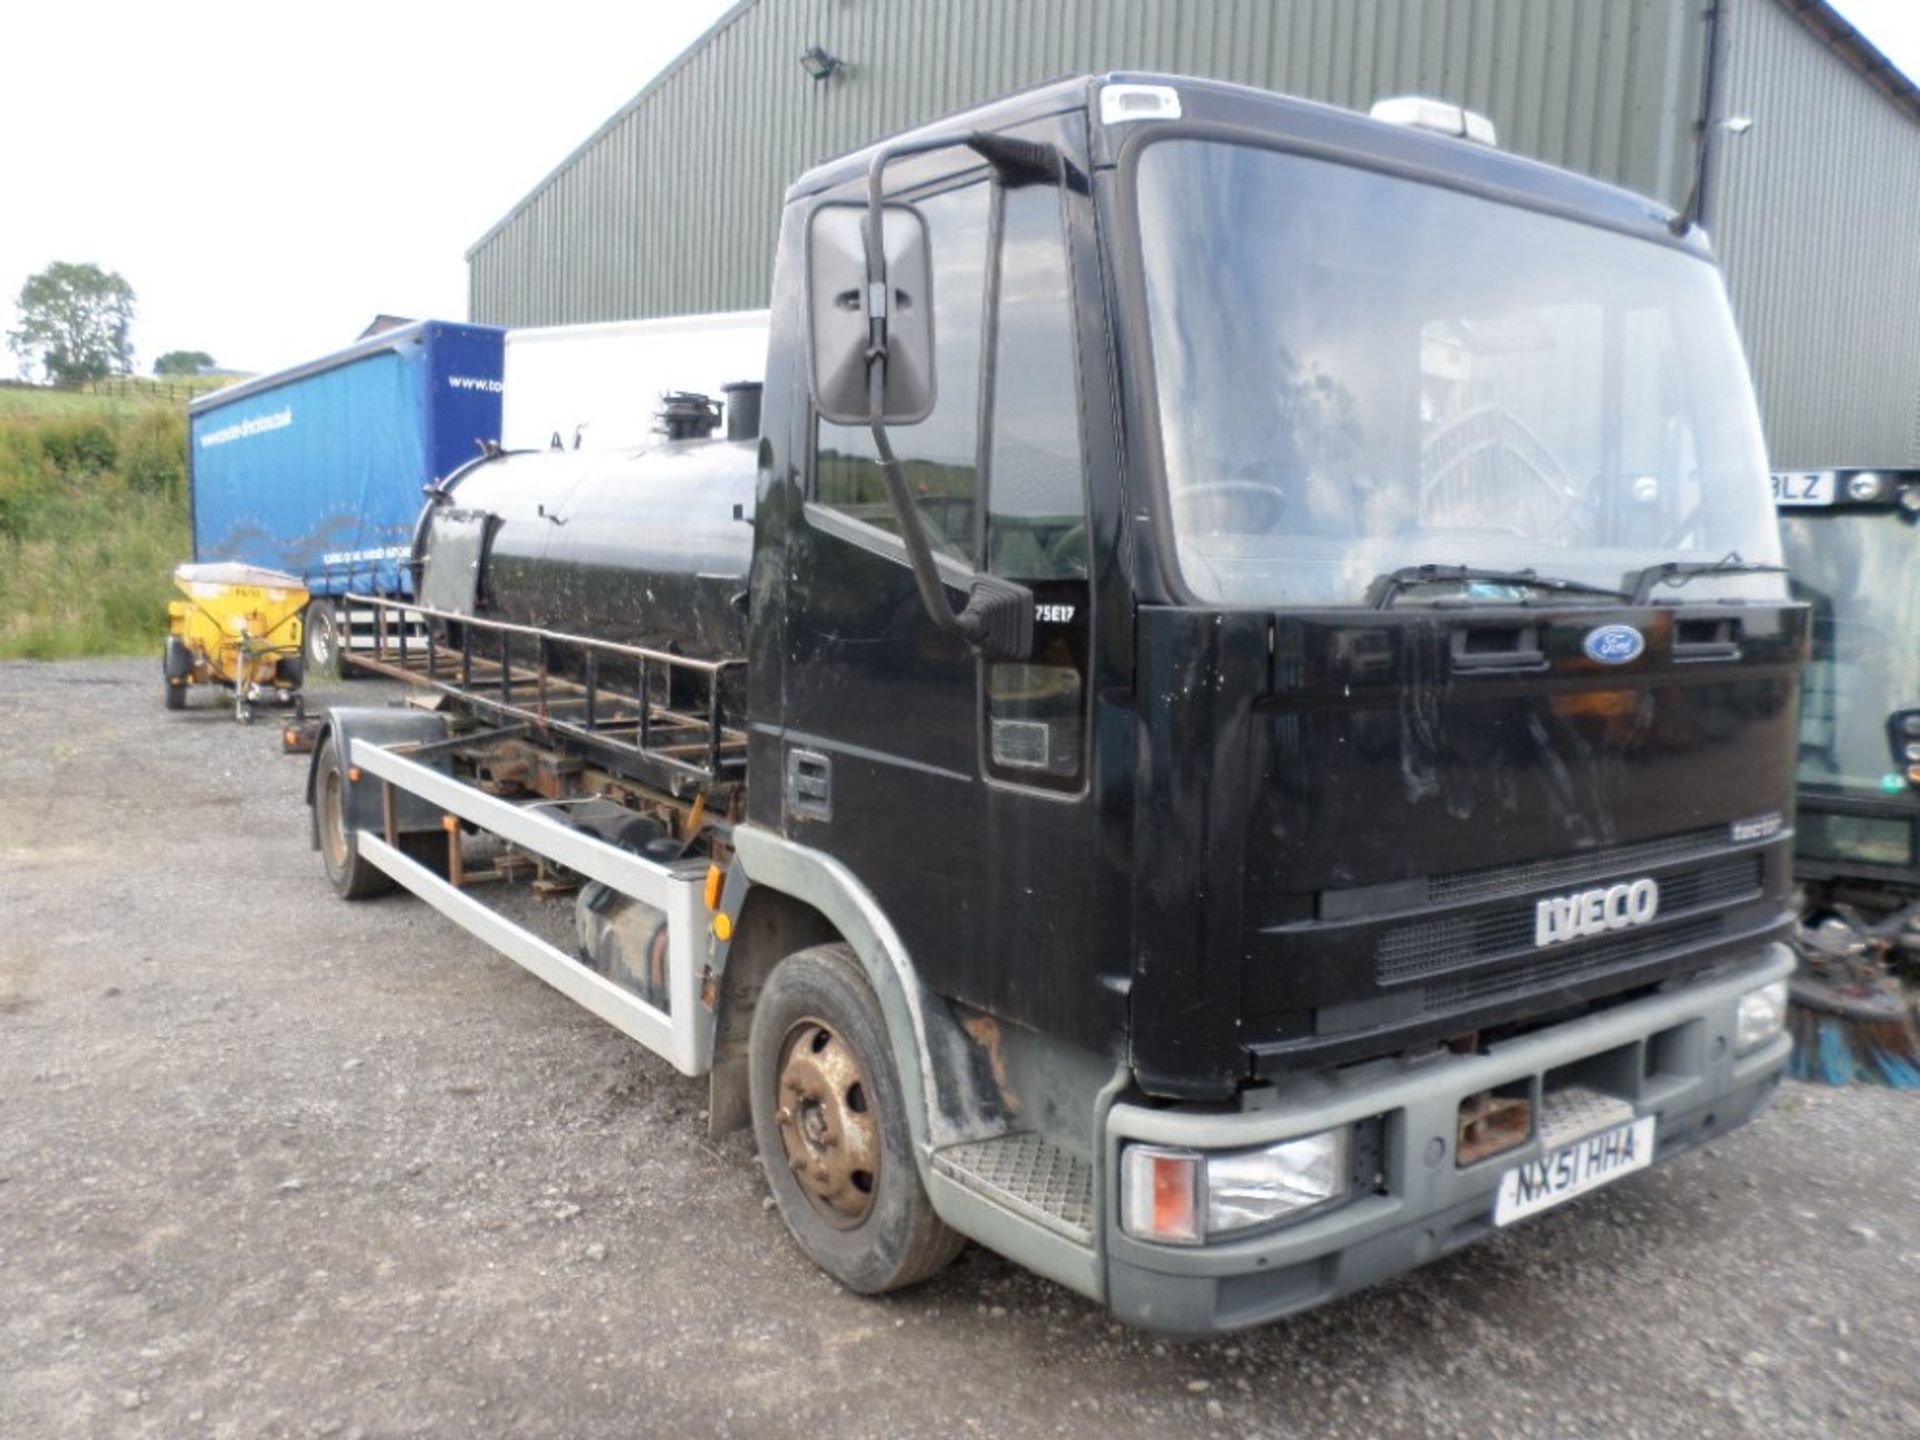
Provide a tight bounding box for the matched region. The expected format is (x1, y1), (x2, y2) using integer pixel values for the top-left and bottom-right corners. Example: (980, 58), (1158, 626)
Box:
(315, 734), (394, 899)
(303, 600), (342, 681)
(748, 944), (964, 1293)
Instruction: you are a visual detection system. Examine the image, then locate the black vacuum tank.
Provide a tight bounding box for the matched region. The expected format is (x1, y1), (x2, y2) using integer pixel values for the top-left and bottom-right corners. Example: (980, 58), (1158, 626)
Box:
(415, 432), (757, 660)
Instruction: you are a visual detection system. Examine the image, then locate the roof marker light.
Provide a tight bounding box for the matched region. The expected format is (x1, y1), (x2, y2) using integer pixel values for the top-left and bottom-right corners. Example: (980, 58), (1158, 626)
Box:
(1370, 95), (1498, 147)
(1100, 83), (1182, 126)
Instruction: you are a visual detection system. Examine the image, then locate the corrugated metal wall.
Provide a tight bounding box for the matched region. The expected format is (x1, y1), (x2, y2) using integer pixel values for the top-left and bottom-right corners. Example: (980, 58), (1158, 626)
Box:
(467, 0), (1920, 467)
(469, 0), (1706, 327)
(1709, 0), (1920, 466)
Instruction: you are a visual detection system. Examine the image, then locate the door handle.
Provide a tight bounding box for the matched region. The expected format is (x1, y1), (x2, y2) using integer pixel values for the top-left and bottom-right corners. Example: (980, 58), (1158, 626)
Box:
(1450, 626), (1546, 674)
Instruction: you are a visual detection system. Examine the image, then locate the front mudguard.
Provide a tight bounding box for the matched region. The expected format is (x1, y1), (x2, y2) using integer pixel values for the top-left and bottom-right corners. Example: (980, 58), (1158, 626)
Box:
(305, 706), (454, 850)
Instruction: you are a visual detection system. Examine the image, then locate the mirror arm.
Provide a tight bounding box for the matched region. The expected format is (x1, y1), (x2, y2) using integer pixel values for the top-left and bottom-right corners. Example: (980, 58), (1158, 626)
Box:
(860, 142), (1035, 661)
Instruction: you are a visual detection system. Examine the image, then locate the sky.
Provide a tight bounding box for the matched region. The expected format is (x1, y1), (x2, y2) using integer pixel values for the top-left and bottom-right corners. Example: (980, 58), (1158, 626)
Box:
(0, 1), (735, 376)
(2, 0), (1915, 379)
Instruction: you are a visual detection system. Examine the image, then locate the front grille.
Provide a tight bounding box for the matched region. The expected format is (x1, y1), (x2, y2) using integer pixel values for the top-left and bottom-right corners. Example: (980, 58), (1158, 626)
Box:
(1427, 824), (1730, 906)
(1376, 853), (1763, 984)
(1425, 915), (1724, 1011)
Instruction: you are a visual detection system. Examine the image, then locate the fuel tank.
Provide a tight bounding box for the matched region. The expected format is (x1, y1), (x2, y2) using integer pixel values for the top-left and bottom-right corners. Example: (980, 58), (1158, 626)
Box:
(415, 434), (757, 658)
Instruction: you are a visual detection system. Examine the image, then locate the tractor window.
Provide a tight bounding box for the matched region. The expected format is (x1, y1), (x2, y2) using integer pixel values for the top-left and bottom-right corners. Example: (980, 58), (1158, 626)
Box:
(815, 181), (990, 559)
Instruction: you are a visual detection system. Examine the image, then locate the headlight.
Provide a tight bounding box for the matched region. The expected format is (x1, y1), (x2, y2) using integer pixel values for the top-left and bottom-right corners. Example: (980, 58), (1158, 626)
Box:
(1206, 1129), (1350, 1234)
(1121, 1129), (1351, 1244)
(1736, 980), (1789, 1054)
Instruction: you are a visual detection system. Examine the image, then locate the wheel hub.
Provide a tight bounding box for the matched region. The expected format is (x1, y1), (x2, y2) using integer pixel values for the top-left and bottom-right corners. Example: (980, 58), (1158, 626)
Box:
(320, 766), (348, 869)
(774, 1019), (879, 1228)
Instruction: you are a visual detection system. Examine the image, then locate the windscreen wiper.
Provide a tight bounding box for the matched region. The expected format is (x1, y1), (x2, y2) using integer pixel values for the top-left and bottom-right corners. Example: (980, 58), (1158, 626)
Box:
(1367, 564), (1630, 610)
(1628, 553), (1787, 605)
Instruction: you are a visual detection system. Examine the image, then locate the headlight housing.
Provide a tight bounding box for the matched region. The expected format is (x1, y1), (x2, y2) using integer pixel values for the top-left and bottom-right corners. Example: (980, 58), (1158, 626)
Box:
(1736, 979), (1789, 1054)
(1121, 1128), (1351, 1244)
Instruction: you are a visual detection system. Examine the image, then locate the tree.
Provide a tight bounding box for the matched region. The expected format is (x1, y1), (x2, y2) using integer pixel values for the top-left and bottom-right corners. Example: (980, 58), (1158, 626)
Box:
(7, 261), (136, 387)
(154, 350), (214, 377)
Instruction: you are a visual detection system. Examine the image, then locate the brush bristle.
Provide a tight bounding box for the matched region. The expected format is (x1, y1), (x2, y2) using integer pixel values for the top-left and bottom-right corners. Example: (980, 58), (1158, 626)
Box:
(1787, 998), (1920, 1088)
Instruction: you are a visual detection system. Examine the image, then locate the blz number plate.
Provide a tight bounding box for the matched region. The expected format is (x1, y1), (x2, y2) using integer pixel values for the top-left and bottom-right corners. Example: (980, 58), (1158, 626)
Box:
(1771, 471), (1835, 506)
(1493, 1115), (1656, 1226)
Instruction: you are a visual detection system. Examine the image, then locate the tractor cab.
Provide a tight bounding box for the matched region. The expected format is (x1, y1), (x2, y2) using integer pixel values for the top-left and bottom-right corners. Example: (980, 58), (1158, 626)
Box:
(1774, 468), (1920, 897)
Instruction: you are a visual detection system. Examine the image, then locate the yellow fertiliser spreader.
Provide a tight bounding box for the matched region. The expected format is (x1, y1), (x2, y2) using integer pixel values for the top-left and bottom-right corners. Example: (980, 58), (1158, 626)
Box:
(164, 562), (308, 722)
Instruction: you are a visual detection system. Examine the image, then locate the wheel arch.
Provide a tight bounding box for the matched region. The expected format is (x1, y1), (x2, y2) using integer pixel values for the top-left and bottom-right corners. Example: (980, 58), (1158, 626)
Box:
(711, 826), (1010, 1176)
(304, 706), (455, 850)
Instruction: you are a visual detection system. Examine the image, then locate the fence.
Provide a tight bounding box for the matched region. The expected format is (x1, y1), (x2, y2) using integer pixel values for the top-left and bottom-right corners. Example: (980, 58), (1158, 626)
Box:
(83, 375), (240, 406)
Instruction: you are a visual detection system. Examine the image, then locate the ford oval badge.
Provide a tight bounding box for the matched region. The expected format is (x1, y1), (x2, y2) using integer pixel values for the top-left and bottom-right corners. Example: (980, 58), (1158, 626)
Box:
(1584, 624), (1645, 665)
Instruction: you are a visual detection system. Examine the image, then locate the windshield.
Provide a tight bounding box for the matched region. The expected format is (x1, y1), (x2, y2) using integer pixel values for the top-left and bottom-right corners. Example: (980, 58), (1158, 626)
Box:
(1779, 510), (1920, 795)
(1134, 139), (1784, 607)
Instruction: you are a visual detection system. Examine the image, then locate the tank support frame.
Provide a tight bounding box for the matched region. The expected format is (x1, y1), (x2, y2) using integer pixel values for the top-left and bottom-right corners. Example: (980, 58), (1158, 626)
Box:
(342, 593), (748, 795)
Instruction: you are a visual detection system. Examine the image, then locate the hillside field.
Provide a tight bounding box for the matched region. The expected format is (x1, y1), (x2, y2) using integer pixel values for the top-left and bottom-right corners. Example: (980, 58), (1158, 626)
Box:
(0, 383), (197, 660)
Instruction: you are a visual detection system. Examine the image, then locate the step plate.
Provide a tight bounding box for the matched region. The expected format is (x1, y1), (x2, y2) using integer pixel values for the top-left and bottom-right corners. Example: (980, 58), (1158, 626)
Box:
(1536, 1084), (1637, 1150)
(933, 1134), (1094, 1245)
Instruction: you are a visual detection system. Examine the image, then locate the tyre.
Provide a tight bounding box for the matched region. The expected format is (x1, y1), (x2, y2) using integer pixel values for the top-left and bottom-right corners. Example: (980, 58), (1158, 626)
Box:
(749, 944), (964, 1293)
(162, 637), (192, 710)
(314, 733), (395, 900)
(303, 600), (342, 681)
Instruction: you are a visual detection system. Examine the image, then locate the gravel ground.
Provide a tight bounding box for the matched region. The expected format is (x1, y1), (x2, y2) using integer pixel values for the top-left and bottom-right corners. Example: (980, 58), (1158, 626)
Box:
(3, 656), (1918, 1440)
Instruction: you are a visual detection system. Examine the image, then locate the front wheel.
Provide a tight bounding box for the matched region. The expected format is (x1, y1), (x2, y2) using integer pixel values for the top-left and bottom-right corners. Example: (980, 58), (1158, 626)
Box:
(748, 944), (964, 1293)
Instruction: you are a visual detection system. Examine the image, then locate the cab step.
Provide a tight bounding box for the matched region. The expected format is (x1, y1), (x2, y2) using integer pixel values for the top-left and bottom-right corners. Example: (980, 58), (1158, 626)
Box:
(932, 1133), (1094, 1245)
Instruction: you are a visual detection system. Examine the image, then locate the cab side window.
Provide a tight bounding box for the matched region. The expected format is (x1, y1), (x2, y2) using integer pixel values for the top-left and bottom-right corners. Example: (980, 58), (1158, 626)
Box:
(984, 183), (1089, 788)
(815, 182), (991, 558)
(987, 184), (1087, 580)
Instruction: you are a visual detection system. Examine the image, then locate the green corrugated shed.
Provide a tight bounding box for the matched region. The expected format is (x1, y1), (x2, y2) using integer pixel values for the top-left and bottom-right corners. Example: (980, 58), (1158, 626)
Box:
(467, 0), (1920, 467)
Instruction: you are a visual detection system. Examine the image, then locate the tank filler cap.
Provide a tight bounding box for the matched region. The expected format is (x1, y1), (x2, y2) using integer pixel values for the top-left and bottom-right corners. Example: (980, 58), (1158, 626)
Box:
(1369, 95), (1497, 147)
(655, 391), (722, 442)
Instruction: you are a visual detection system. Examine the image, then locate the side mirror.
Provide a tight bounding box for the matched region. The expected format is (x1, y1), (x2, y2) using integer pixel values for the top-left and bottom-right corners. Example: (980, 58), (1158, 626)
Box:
(807, 202), (935, 425)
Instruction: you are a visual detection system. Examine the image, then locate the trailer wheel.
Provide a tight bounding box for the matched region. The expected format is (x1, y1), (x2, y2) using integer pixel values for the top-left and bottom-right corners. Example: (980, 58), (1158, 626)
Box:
(315, 734), (395, 900)
(303, 601), (342, 681)
(749, 944), (964, 1293)
(163, 637), (192, 710)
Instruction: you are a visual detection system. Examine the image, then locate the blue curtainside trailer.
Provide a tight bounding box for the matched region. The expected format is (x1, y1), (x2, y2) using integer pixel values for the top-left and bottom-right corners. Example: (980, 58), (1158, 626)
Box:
(188, 320), (504, 672)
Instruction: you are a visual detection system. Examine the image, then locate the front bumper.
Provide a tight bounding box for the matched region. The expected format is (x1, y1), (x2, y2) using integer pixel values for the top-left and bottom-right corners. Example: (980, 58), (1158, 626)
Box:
(1104, 946), (1794, 1334)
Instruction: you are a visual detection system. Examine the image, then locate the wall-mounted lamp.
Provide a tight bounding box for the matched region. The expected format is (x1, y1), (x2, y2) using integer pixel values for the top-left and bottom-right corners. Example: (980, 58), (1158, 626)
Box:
(1720, 115), (1755, 134)
(799, 45), (845, 81)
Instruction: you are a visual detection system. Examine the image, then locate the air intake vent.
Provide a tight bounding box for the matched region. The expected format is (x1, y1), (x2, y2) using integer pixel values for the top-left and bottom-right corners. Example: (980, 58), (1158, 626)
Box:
(1427, 826), (1733, 906)
(1424, 916), (1725, 1012)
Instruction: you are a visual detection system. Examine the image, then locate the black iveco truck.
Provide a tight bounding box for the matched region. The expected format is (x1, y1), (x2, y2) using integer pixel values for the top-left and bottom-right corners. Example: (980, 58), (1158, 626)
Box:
(308, 75), (1804, 1332)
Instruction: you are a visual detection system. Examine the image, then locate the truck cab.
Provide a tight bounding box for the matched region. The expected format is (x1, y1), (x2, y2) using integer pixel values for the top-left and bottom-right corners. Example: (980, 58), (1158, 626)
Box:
(714, 73), (1803, 1328)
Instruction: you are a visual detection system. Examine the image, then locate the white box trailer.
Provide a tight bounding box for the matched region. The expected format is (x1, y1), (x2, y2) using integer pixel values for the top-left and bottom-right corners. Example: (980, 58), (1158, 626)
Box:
(500, 311), (770, 453)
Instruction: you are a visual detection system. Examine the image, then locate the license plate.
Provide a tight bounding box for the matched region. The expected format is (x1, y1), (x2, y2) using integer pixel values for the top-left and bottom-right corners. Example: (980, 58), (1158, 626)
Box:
(1493, 1115), (1655, 1226)
(1771, 471), (1835, 506)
